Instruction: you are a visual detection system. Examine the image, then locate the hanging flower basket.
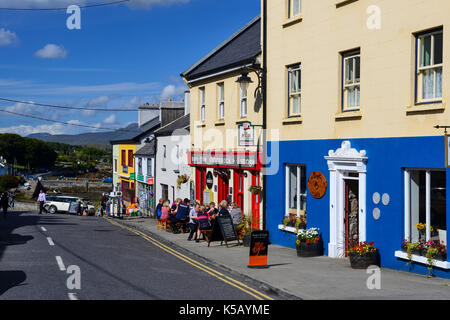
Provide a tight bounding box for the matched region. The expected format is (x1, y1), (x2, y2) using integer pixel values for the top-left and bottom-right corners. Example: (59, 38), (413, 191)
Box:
(176, 175), (189, 189)
(248, 185), (263, 195)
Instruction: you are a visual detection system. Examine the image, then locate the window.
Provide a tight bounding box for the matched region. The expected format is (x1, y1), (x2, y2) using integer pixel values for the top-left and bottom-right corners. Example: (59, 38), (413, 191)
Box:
(114, 159), (117, 173)
(121, 150), (126, 166)
(240, 83), (247, 118)
(416, 29), (443, 103)
(285, 165), (307, 217)
(404, 169), (446, 245)
(218, 83), (225, 120)
(342, 50), (360, 111)
(288, 64), (301, 116)
(162, 145), (167, 170)
(147, 157), (153, 177)
(199, 87), (205, 122)
(137, 158), (142, 175)
(175, 145), (180, 172)
(128, 150), (133, 168)
(287, 0), (301, 19)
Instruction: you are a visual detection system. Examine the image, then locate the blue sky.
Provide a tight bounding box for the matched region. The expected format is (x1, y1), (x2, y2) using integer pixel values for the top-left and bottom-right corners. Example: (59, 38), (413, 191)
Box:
(0, 0), (260, 136)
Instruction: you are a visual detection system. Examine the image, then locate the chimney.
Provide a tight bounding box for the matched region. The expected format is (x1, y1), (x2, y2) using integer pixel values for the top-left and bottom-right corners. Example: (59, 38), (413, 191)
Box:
(138, 103), (160, 127)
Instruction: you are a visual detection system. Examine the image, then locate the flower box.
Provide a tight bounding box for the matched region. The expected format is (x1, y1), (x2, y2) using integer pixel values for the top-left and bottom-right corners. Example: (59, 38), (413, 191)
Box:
(296, 240), (323, 257)
(349, 252), (379, 269)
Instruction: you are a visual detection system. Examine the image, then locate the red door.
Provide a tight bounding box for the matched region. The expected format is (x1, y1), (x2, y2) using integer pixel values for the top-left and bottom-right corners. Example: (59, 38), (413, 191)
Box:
(251, 172), (261, 229)
(195, 168), (206, 204)
(218, 175), (229, 203)
(233, 170), (244, 211)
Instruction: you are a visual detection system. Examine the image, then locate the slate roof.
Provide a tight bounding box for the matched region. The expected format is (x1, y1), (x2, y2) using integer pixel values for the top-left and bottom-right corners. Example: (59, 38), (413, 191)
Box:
(110, 117), (161, 144)
(134, 140), (156, 157)
(154, 114), (190, 137)
(181, 16), (261, 81)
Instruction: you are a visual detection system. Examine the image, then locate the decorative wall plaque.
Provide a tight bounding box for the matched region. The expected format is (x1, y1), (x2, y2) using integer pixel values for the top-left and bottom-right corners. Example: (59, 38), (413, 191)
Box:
(308, 171), (327, 199)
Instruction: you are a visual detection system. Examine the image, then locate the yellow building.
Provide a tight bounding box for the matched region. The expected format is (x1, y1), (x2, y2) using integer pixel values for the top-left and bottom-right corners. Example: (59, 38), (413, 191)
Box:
(117, 143), (136, 204)
(182, 16), (264, 229)
(264, 0), (450, 277)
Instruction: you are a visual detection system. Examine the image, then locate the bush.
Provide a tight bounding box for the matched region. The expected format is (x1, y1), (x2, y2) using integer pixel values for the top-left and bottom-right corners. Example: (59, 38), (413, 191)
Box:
(0, 175), (20, 193)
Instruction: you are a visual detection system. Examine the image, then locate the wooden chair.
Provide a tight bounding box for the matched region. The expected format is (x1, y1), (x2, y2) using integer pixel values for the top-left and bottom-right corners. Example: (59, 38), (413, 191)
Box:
(200, 229), (212, 243)
(176, 221), (189, 234)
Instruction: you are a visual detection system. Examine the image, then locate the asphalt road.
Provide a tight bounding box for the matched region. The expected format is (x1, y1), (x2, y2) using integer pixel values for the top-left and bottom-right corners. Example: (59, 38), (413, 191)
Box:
(0, 210), (273, 300)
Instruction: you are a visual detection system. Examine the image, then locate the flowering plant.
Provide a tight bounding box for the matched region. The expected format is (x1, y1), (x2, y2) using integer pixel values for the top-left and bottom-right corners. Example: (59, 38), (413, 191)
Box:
(248, 185), (263, 195)
(425, 240), (447, 255)
(347, 241), (378, 256)
(296, 228), (320, 246)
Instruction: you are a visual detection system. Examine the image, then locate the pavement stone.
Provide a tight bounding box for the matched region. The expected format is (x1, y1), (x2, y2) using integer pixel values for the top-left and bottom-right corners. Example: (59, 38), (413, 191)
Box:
(114, 216), (450, 300)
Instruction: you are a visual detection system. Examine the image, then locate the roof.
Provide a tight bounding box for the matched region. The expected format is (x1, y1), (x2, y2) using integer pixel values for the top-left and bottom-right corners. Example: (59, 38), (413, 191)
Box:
(154, 114), (190, 137)
(110, 117), (161, 144)
(181, 16), (261, 81)
(134, 140), (156, 157)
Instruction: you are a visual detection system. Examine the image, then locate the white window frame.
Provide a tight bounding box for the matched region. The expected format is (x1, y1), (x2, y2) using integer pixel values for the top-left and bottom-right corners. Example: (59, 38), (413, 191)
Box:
(416, 29), (443, 103)
(162, 145), (167, 170)
(342, 51), (361, 111)
(287, 0), (302, 19)
(147, 157), (153, 178)
(199, 87), (206, 122)
(403, 169), (446, 244)
(175, 145), (180, 172)
(288, 64), (301, 116)
(285, 164), (306, 218)
(218, 83), (225, 120)
(240, 83), (247, 118)
(137, 157), (142, 175)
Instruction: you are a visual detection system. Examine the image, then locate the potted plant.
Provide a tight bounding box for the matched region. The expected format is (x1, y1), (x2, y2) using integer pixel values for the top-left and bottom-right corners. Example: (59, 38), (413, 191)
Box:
(176, 175), (189, 189)
(248, 185), (262, 196)
(401, 239), (410, 253)
(425, 240), (447, 261)
(347, 241), (379, 269)
(237, 214), (257, 247)
(295, 228), (323, 257)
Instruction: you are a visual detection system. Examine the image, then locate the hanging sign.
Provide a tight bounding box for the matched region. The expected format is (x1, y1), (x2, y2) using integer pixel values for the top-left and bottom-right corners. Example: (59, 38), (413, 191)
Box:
(248, 230), (269, 269)
(308, 171), (327, 199)
(239, 121), (255, 146)
(206, 171), (214, 189)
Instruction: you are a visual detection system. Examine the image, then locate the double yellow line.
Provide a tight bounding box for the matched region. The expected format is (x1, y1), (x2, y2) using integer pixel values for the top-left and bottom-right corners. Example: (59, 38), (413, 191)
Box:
(106, 218), (274, 300)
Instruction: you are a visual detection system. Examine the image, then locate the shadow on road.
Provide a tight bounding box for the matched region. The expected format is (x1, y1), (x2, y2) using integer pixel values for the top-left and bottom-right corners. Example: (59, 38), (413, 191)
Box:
(0, 271), (27, 296)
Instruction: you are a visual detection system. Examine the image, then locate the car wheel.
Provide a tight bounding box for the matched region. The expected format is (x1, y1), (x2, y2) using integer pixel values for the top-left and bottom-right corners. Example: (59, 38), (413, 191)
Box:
(49, 205), (57, 214)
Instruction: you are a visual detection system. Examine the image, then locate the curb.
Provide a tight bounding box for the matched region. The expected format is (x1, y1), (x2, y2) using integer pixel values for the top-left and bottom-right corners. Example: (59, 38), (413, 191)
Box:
(110, 217), (302, 300)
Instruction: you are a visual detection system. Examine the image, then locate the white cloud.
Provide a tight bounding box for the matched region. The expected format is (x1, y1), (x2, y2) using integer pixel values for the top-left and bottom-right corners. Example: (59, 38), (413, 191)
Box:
(0, 28), (18, 47)
(160, 84), (188, 100)
(0, 123), (73, 136)
(103, 114), (117, 125)
(34, 44), (67, 59)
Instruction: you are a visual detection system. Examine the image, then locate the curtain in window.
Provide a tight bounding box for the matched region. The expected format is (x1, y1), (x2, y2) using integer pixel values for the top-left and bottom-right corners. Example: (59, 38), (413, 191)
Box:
(422, 69), (434, 100)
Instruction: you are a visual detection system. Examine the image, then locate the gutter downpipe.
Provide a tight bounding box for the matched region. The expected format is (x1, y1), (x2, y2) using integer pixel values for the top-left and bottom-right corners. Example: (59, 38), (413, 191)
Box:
(262, 0), (268, 231)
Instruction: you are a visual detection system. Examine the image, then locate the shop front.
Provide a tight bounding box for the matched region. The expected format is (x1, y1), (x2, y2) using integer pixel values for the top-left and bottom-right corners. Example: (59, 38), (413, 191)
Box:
(136, 174), (154, 217)
(188, 150), (263, 229)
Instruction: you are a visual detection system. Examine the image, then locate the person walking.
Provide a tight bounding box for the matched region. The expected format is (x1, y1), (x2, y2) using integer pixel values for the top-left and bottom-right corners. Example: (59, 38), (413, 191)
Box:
(100, 193), (107, 217)
(1, 193), (9, 219)
(37, 189), (46, 215)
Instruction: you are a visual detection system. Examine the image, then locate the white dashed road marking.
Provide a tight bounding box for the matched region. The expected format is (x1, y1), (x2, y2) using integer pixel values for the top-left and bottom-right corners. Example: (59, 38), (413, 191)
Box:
(56, 256), (66, 271)
(47, 237), (55, 246)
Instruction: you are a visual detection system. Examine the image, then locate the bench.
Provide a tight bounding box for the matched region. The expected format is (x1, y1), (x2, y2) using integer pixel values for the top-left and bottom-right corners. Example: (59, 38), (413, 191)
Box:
(200, 229), (212, 243)
(175, 221), (189, 234)
(157, 219), (170, 231)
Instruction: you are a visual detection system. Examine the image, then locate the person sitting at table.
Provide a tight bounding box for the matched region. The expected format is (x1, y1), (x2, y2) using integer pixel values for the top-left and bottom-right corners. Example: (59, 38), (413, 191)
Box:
(169, 198), (190, 234)
(230, 202), (243, 228)
(218, 200), (230, 217)
(207, 202), (218, 218)
(196, 205), (212, 243)
(160, 200), (170, 221)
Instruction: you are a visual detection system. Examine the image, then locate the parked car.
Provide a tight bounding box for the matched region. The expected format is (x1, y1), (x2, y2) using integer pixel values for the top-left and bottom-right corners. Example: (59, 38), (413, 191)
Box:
(44, 196), (95, 215)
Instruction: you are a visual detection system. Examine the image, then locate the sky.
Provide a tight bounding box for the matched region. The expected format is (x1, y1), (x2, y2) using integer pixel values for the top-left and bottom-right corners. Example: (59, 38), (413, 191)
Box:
(0, 0), (260, 136)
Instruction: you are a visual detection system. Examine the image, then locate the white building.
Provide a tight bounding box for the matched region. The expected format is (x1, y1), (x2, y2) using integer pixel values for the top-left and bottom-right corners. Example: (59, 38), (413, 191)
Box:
(154, 114), (191, 204)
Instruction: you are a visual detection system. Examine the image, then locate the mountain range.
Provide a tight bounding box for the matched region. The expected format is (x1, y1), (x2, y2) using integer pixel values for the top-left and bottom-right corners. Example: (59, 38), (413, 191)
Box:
(27, 123), (139, 147)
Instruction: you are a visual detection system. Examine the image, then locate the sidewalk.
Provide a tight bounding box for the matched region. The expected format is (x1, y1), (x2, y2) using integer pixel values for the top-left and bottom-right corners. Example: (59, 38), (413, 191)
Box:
(115, 217), (450, 300)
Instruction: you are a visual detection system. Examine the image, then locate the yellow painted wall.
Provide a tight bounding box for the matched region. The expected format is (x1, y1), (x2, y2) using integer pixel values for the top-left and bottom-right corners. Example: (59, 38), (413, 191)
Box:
(187, 69), (263, 152)
(265, 0), (450, 141)
(118, 143), (136, 178)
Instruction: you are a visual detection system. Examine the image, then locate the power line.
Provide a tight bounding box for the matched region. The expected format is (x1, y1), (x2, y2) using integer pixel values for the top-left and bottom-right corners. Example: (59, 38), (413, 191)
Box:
(0, 0), (130, 11)
(0, 97), (138, 112)
(0, 109), (142, 133)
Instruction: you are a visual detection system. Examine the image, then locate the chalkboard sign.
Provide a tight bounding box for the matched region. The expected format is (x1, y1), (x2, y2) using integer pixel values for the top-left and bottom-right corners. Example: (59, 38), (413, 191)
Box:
(217, 215), (240, 247)
(68, 201), (79, 215)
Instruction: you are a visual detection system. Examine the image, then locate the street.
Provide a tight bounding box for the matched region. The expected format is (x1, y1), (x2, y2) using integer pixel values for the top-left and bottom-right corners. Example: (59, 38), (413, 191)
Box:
(0, 210), (273, 300)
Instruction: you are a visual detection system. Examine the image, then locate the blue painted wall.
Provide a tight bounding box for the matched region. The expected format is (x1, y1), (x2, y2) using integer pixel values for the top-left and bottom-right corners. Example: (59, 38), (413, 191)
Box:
(266, 136), (450, 279)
